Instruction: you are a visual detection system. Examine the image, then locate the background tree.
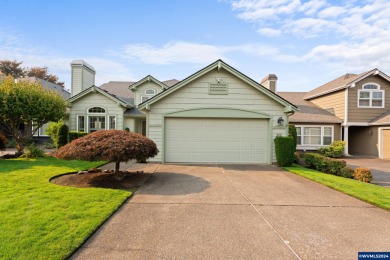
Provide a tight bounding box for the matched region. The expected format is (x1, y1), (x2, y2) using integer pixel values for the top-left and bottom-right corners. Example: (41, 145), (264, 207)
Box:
(27, 66), (65, 87)
(0, 76), (67, 153)
(0, 60), (26, 78)
(54, 130), (159, 174)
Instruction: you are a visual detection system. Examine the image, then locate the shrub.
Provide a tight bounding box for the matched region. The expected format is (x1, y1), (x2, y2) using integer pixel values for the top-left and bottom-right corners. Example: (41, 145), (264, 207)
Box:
(7, 138), (17, 148)
(124, 127), (130, 132)
(46, 121), (64, 148)
(68, 131), (88, 143)
(274, 136), (295, 167)
(57, 124), (69, 148)
(328, 159), (346, 175)
(318, 140), (346, 158)
(304, 152), (346, 175)
(22, 144), (45, 158)
(293, 152), (301, 164)
(54, 130), (159, 174)
(0, 132), (8, 151)
(353, 167), (372, 183)
(339, 167), (354, 178)
(288, 125), (297, 149)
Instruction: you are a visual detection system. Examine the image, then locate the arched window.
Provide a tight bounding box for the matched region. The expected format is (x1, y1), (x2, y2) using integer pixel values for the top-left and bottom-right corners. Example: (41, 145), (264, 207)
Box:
(145, 89), (156, 95)
(88, 107), (105, 113)
(358, 83), (384, 108)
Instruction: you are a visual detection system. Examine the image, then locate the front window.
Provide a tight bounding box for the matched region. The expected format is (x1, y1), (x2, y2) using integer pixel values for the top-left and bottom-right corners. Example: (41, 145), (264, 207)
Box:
(141, 89), (156, 103)
(358, 83), (384, 108)
(88, 107), (105, 113)
(78, 116), (85, 132)
(296, 126), (333, 146)
(109, 116), (116, 129)
(89, 116), (105, 132)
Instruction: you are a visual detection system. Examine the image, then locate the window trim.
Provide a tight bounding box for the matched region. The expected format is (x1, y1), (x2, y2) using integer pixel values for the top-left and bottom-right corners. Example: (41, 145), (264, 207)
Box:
(145, 89), (156, 95)
(358, 83), (384, 108)
(109, 115), (116, 130)
(295, 125), (334, 149)
(77, 115), (85, 132)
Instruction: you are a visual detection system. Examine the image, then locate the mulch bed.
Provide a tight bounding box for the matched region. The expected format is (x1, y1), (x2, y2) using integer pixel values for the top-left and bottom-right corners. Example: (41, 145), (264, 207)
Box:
(51, 169), (153, 190)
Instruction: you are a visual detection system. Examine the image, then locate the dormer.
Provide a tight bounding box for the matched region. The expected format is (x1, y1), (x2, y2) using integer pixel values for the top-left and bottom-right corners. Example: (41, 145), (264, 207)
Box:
(130, 75), (168, 106)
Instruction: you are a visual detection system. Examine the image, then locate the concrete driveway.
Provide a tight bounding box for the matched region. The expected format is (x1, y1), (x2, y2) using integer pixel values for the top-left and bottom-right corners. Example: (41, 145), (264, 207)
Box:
(342, 157), (390, 187)
(72, 164), (390, 260)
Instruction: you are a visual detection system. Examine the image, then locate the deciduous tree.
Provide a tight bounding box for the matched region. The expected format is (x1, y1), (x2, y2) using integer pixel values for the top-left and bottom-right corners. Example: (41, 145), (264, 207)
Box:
(27, 66), (64, 87)
(54, 130), (159, 174)
(0, 76), (67, 153)
(0, 60), (25, 78)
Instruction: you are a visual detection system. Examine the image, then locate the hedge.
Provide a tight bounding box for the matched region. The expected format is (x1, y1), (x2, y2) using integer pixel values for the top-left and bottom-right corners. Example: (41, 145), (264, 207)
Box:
(57, 124), (69, 148)
(68, 131), (88, 143)
(304, 152), (346, 175)
(274, 136), (295, 167)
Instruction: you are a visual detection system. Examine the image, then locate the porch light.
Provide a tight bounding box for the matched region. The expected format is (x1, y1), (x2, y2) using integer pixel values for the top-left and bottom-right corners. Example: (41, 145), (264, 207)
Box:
(277, 117), (284, 126)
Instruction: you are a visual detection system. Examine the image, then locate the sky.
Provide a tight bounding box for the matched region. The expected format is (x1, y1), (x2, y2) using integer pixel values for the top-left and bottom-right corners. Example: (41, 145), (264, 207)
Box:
(0, 0), (389, 92)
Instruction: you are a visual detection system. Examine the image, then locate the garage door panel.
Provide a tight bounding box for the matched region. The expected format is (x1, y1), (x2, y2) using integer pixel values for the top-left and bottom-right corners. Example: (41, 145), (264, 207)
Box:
(165, 118), (268, 163)
(383, 130), (390, 159)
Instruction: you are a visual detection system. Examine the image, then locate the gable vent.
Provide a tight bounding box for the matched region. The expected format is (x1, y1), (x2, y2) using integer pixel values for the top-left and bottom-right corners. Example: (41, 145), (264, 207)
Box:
(209, 83), (228, 95)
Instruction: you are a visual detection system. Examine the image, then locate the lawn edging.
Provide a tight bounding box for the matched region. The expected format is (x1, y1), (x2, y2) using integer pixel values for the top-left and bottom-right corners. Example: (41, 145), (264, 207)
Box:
(284, 164), (390, 211)
(66, 193), (133, 259)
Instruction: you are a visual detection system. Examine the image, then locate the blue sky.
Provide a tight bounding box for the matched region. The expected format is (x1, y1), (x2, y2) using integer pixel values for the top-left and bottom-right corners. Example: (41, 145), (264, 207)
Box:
(1, 0), (389, 92)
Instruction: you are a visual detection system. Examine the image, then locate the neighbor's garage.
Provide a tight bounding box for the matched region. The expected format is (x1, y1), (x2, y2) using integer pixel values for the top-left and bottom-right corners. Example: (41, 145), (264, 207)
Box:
(383, 129), (390, 159)
(165, 118), (268, 163)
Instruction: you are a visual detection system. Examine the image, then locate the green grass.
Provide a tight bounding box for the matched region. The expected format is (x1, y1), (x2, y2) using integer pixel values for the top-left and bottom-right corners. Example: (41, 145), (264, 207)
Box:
(0, 157), (131, 260)
(284, 164), (390, 211)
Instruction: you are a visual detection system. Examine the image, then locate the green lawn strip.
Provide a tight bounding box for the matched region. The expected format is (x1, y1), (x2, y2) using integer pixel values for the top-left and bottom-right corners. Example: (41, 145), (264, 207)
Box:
(284, 164), (390, 211)
(0, 157), (131, 260)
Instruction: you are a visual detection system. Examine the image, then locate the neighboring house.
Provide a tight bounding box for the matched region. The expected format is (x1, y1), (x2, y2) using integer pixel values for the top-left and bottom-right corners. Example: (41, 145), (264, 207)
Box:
(68, 59), (297, 163)
(280, 69), (390, 159)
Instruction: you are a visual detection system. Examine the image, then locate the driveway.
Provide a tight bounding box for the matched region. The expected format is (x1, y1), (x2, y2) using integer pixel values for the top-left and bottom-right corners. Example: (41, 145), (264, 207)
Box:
(342, 157), (390, 187)
(72, 164), (390, 259)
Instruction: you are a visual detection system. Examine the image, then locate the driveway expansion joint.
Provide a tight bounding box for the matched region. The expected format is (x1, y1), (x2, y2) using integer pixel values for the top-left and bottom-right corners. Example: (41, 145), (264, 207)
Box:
(218, 165), (302, 260)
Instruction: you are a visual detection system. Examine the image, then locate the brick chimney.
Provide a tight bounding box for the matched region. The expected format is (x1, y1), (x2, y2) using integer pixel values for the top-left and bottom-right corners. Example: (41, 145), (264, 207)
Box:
(261, 74), (278, 92)
(70, 60), (96, 97)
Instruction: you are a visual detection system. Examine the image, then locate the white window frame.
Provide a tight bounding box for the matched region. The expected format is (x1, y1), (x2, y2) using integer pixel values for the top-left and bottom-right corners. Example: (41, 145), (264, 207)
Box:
(295, 125), (334, 150)
(77, 115), (85, 132)
(358, 83), (384, 108)
(109, 116), (116, 130)
(141, 89), (156, 103)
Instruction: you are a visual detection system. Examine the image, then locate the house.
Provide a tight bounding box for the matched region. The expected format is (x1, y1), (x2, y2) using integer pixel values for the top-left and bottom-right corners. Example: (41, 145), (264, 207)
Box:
(279, 69), (390, 159)
(67, 60), (297, 163)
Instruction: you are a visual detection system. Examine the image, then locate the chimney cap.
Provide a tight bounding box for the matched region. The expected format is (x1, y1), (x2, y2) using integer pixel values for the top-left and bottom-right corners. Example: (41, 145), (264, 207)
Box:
(261, 74), (278, 83)
(71, 60), (95, 72)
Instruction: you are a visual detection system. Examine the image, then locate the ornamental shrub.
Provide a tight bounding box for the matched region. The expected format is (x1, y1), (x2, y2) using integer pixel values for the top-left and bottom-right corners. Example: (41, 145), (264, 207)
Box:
(46, 121), (64, 148)
(293, 152), (301, 164)
(304, 152), (346, 175)
(22, 144), (45, 158)
(54, 130), (159, 174)
(328, 159), (346, 175)
(318, 140), (346, 158)
(0, 132), (8, 151)
(339, 167), (354, 178)
(288, 125), (297, 149)
(68, 131), (88, 143)
(274, 136), (295, 167)
(353, 167), (372, 183)
(57, 124), (69, 148)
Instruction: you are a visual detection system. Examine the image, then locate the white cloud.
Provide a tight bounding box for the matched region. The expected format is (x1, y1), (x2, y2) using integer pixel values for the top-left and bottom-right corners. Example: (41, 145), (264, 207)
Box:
(257, 27), (281, 36)
(117, 42), (227, 65)
(317, 6), (346, 18)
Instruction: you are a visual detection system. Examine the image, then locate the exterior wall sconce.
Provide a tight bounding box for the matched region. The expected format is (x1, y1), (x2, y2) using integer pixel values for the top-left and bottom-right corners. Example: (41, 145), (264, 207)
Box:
(277, 117), (284, 126)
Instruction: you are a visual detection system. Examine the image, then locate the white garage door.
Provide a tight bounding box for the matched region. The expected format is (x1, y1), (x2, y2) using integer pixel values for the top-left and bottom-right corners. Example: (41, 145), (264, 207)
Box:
(165, 118), (268, 163)
(383, 130), (390, 159)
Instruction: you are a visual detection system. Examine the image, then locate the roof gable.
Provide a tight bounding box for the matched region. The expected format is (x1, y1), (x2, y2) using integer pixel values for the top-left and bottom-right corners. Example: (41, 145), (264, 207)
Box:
(68, 85), (133, 108)
(138, 60), (297, 111)
(130, 75), (168, 91)
(304, 68), (390, 100)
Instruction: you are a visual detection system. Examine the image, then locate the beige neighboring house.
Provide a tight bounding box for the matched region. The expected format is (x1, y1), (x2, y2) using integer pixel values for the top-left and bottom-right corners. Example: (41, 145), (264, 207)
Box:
(67, 59), (297, 164)
(280, 69), (390, 159)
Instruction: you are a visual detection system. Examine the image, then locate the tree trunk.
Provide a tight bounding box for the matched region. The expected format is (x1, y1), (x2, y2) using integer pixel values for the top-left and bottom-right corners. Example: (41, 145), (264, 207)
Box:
(115, 161), (120, 174)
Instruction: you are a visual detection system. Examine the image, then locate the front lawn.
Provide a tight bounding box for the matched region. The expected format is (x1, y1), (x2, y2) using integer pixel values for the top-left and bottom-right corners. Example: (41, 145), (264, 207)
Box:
(284, 164), (390, 211)
(0, 157), (131, 259)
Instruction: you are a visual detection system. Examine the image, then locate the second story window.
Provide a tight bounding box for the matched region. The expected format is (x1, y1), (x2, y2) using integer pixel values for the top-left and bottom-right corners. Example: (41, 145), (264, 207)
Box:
(88, 107), (106, 113)
(141, 89), (156, 103)
(358, 83), (384, 108)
